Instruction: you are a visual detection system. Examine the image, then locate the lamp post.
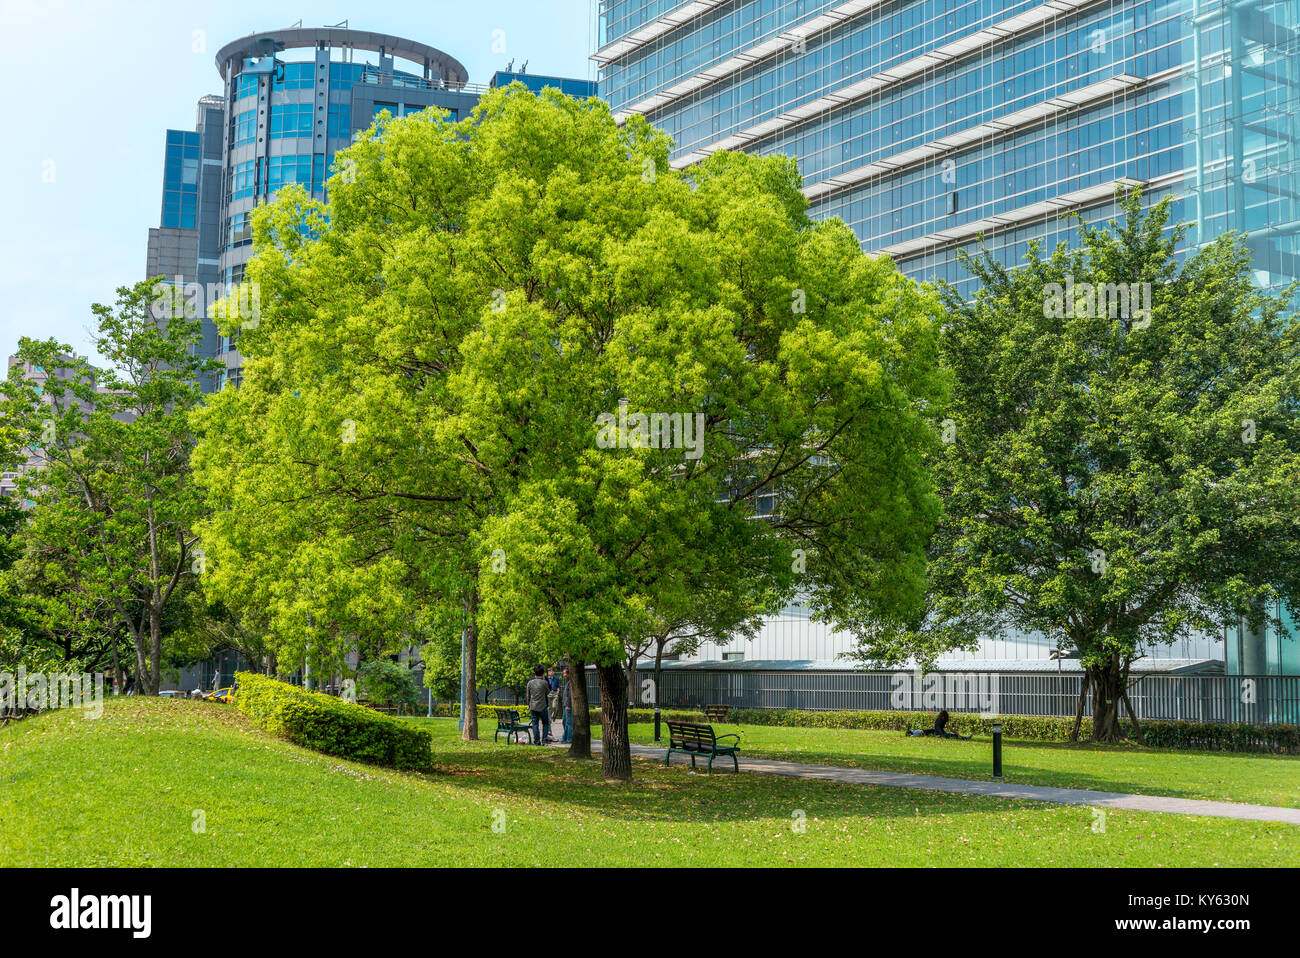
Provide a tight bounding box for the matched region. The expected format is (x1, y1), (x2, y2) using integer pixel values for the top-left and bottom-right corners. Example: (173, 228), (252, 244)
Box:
(992, 721), (1003, 779)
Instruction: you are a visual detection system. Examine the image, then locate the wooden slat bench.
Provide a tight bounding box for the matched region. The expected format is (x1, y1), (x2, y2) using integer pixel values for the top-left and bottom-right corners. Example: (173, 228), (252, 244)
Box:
(493, 708), (533, 744)
(703, 704), (729, 723)
(664, 720), (740, 774)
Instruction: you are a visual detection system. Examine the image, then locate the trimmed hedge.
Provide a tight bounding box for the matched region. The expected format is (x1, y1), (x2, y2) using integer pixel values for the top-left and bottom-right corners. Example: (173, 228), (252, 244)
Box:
(234, 672), (433, 771)
(722, 708), (1299, 754)
(442, 701), (1297, 753)
(468, 703), (705, 725)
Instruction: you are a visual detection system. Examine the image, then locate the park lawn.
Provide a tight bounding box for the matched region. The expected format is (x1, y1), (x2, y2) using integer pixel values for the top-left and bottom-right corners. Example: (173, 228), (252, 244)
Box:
(2, 700), (1295, 868)
(600, 722), (1300, 809)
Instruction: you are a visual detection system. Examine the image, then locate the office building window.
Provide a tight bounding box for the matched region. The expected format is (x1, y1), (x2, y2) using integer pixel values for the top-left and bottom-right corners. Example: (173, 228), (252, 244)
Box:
(227, 212), (251, 249)
(233, 109), (257, 145)
(330, 62), (365, 91)
(267, 154), (315, 192)
(231, 159), (256, 199)
(273, 62), (314, 90)
(269, 102), (313, 139)
(327, 103), (351, 139)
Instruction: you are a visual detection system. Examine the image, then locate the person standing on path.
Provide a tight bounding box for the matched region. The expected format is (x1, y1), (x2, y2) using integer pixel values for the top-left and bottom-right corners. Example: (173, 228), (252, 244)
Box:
(546, 667), (562, 741)
(525, 666), (551, 745)
(561, 666), (573, 743)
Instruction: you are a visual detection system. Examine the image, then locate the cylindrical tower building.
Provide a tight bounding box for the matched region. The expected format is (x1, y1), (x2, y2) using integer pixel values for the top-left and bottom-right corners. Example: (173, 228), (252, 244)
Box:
(211, 28), (478, 388)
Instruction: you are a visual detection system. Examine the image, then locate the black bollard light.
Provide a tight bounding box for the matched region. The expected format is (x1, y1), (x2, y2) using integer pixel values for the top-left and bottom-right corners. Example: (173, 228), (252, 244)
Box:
(992, 721), (1003, 779)
(654, 704), (662, 742)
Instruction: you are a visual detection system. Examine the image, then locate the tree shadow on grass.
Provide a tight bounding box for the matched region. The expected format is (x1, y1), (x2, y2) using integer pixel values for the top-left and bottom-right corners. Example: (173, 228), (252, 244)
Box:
(422, 742), (1042, 825)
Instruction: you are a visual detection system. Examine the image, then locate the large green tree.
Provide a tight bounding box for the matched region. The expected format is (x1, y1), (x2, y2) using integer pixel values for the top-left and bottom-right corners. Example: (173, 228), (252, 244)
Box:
(192, 85), (947, 776)
(460, 116), (947, 779)
(0, 282), (218, 693)
(854, 192), (1300, 742)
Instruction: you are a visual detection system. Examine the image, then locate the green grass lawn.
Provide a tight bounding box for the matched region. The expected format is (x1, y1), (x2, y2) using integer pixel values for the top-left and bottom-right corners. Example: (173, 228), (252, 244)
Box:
(2, 699), (1295, 867)
(601, 722), (1300, 808)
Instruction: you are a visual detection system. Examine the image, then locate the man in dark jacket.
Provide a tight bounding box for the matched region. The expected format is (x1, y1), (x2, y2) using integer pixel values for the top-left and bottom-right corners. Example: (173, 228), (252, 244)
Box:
(525, 665), (551, 745)
(561, 666), (573, 743)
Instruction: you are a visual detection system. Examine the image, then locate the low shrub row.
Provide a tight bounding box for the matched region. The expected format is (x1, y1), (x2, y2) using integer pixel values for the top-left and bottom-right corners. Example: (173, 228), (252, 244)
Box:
(722, 707), (1299, 753)
(471, 703), (705, 725)
(439, 701), (1297, 752)
(234, 672), (433, 771)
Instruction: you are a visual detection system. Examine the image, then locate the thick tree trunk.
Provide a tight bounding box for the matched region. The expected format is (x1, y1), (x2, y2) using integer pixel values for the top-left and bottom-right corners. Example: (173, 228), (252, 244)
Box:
(110, 640), (121, 695)
(1070, 674), (1088, 743)
(1120, 683), (1147, 746)
(461, 589), (479, 742)
(144, 493), (162, 696)
(1088, 658), (1124, 743)
(597, 662), (632, 781)
(133, 637), (148, 696)
(146, 603), (162, 695)
(568, 658), (591, 759)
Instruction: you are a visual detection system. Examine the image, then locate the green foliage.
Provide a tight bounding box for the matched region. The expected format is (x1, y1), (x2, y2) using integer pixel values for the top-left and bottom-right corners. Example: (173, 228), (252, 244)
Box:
(357, 660), (420, 712)
(853, 191), (1300, 741)
(0, 282), (220, 691)
(233, 671), (432, 771)
(192, 86), (947, 765)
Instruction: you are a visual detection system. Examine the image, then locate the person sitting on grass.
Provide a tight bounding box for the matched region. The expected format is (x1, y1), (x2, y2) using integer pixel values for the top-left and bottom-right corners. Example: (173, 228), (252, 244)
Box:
(909, 710), (973, 739)
(933, 709), (974, 739)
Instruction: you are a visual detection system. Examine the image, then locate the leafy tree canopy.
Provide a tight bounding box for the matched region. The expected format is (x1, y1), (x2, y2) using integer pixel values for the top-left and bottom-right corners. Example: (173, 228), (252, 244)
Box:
(853, 192), (1300, 741)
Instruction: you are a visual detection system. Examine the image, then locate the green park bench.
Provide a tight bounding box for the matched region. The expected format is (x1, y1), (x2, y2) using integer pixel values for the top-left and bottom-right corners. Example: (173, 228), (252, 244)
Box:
(703, 704), (730, 723)
(664, 720), (740, 774)
(493, 708), (533, 745)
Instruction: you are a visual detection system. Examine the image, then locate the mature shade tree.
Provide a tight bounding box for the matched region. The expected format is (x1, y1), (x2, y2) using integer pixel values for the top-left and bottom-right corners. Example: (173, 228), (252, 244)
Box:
(853, 192), (1300, 742)
(192, 86), (670, 743)
(465, 114), (947, 780)
(0, 285), (218, 693)
(191, 128), (486, 732)
(192, 85), (946, 774)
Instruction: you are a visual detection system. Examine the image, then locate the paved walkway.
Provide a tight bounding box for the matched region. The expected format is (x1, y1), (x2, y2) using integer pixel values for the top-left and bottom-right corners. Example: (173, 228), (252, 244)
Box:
(576, 741), (1300, 825)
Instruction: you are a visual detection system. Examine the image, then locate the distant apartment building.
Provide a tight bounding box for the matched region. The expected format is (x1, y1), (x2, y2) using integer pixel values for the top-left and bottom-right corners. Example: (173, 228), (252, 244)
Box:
(145, 25), (595, 393)
(595, 0), (1300, 673)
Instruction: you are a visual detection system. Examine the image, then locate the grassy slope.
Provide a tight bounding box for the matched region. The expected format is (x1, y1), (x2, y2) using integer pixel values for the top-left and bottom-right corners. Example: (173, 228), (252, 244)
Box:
(1, 700), (1295, 867)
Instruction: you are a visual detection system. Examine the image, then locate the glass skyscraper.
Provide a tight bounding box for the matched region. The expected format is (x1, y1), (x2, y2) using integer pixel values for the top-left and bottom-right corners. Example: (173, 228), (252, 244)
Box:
(595, 0), (1300, 670)
(596, 0), (1300, 298)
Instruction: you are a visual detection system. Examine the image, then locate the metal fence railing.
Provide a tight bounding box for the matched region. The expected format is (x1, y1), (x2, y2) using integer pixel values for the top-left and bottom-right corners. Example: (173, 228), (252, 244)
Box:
(596, 668), (1300, 725)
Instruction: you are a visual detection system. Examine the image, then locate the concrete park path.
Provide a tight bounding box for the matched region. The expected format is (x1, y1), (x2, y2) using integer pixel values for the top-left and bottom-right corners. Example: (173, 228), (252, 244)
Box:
(573, 739), (1300, 825)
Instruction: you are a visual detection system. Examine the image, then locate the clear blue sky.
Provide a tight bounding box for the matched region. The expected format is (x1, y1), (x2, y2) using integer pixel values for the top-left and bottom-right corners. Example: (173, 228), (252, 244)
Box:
(0, 0), (596, 365)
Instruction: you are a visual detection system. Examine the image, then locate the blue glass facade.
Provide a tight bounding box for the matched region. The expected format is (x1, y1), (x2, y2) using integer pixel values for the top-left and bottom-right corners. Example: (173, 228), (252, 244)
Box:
(160, 130), (200, 229)
(598, 0), (1300, 299)
(597, 0), (1300, 670)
